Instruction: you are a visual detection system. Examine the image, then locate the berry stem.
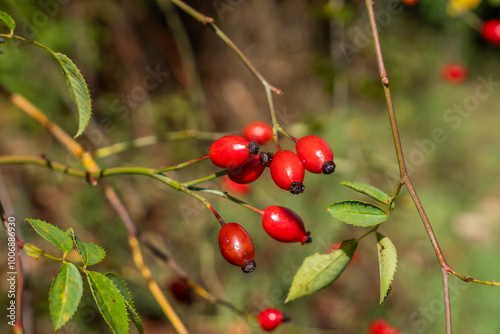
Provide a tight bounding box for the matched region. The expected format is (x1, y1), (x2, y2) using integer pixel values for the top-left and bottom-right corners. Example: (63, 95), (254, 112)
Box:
(181, 170), (227, 187)
(188, 187), (265, 216)
(157, 154), (210, 173)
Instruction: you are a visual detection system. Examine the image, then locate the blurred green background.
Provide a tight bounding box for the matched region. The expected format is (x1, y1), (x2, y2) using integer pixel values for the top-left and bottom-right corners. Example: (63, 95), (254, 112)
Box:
(1, 0), (500, 333)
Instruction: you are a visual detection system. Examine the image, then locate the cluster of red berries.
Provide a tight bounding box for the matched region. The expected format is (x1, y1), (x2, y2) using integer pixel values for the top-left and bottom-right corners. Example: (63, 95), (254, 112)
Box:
(208, 122), (333, 272)
(209, 122), (335, 195)
(482, 19), (500, 45)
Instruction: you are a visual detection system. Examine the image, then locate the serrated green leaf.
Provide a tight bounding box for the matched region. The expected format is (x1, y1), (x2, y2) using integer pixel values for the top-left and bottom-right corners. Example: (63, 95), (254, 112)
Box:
(340, 181), (392, 205)
(49, 263), (83, 330)
(53, 53), (92, 137)
(106, 273), (143, 334)
(67, 229), (105, 267)
(87, 271), (129, 334)
(377, 232), (398, 305)
(326, 200), (388, 227)
(0, 11), (15, 33)
(26, 219), (73, 255)
(286, 239), (357, 303)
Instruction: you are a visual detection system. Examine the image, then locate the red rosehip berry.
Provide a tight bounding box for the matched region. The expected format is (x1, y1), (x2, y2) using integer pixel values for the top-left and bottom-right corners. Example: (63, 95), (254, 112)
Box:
(262, 206), (311, 244)
(222, 176), (251, 195)
(441, 63), (468, 84)
(296, 135), (335, 174)
(227, 155), (265, 184)
(368, 319), (400, 334)
(481, 19), (500, 45)
(209, 136), (259, 169)
(258, 308), (286, 331)
(270, 150), (305, 194)
(243, 121), (274, 145)
(168, 279), (193, 304)
(218, 223), (256, 273)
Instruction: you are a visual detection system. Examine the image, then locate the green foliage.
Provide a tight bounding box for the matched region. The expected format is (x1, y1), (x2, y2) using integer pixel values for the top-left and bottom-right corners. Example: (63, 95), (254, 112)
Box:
(286, 239), (358, 302)
(26, 219), (73, 255)
(87, 271), (130, 334)
(326, 200), (388, 226)
(0, 10), (15, 34)
(68, 228), (106, 267)
(340, 181), (392, 205)
(49, 263), (83, 330)
(52, 52), (92, 138)
(376, 232), (398, 306)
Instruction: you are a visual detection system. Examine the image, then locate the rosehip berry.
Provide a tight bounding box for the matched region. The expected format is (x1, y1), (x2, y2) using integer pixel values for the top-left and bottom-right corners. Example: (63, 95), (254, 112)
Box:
(209, 136), (259, 169)
(441, 63), (467, 84)
(227, 155), (265, 184)
(243, 121), (274, 145)
(168, 279), (193, 304)
(481, 19), (500, 45)
(296, 135), (335, 174)
(258, 308), (287, 331)
(270, 150), (305, 194)
(368, 319), (400, 334)
(218, 223), (256, 273)
(222, 176), (251, 195)
(262, 206), (311, 244)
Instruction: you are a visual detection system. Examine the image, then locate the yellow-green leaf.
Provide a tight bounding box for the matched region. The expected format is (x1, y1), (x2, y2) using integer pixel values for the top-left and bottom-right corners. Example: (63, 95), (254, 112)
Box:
(26, 219), (73, 255)
(340, 181), (392, 206)
(49, 263), (83, 330)
(67, 229), (105, 267)
(106, 273), (143, 334)
(285, 239), (357, 303)
(377, 232), (398, 305)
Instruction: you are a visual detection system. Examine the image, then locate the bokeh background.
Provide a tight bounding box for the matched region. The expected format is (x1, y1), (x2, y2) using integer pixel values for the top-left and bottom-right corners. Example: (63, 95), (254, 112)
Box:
(1, 0), (500, 333)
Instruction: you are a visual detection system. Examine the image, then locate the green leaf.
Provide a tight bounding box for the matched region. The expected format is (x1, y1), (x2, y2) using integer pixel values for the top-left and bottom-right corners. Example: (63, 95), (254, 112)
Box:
(326, 200), (389, 227)
(377, 232), (398, 305)
(87, 271), (129, 334)
(106, 273), (143, 334)
(285, 239), (357, 303)
(340, 181), (392, 205)
(67, 229), (105, 267)
(53, 53), (92, 137)
(26, 219), (73, 255)
(0, 11), (16, 33)
(49, 263), (83, 330)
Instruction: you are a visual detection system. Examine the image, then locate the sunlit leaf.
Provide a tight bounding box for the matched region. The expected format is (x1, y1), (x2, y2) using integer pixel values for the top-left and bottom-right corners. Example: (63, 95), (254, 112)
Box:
(326, 200), (388, 226)
(377, 232), (398, 305)
(0, 11), (15, 33)
(340, 181), (392, 205)
(49, 263), (83, 330)
(285, 239), (357, 302)
(26, 219), (73, 255)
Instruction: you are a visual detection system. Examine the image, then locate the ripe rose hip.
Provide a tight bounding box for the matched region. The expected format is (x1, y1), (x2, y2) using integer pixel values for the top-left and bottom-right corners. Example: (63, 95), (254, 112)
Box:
(209, 135), (259, 169)
(227, 155), (265, 184)
(296, 135), (335, 174)
(242, 121), (273, 145)
(441, 63), (467, 84)
(481, 19), (500, 45)
(270, 150), (305, 194)
(258, 308), (286, 331)
(368, 319), (400, 334)
(262, 206), (311, 244)
(218, 223), (256, 273)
